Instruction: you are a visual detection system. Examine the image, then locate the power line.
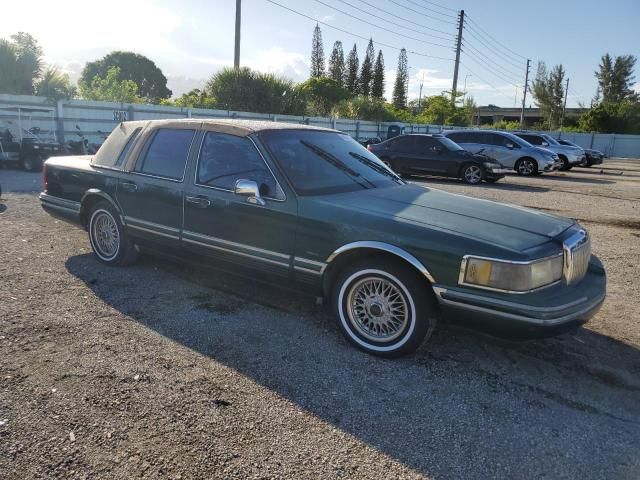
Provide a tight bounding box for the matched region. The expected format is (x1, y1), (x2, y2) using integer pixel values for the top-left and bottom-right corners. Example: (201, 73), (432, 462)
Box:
(462, 42), (523, 84)
(459, 62), (515, 101)
(463, 54), (523, 89)
(350, 0), (456, 39)
(463, 25), (525, 70)
(465, 15), (527, 61)
(309, 0), (453, 49)
(263, 0), (455, 61)
(397, 0), (457, 19)
(417, 0), (457, 13)
(388, 0), (458, 25)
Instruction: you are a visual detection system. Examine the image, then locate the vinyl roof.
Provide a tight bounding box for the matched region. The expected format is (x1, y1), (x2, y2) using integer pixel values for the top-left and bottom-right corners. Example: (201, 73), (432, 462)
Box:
(130, 118), (336, 136)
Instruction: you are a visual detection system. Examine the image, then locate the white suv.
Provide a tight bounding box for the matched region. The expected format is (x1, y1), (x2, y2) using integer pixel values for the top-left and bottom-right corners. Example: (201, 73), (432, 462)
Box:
(443, 130), (561, 176)
(514, 132), (586, 171)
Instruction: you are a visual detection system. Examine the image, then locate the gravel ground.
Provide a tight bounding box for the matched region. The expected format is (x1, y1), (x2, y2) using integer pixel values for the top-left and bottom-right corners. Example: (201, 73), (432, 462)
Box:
(1, 160), (639, 479)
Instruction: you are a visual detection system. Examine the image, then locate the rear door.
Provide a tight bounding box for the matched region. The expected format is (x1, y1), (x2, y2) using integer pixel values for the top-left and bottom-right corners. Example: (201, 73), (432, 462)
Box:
(411, 136), (447, 173)
(116, 127), (196, 249)
(181, 131), (296, 279)
(381, 136), (416, 172)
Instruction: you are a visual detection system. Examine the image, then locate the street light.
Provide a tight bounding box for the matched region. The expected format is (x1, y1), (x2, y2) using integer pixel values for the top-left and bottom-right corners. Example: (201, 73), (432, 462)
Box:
(463, 74), (472, 103)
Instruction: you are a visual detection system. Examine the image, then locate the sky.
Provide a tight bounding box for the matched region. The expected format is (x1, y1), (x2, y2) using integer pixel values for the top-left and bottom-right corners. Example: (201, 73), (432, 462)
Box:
(2, 0), (639, 107)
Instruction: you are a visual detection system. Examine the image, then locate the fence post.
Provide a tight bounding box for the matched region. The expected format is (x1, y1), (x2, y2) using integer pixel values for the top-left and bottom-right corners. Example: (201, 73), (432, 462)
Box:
(590, 132), (595, 149)
(611, 134), (616, 157)
(331, 118), (336, 129)
(127, 105), (135, 121)
(55, 99), (65, 143)
(186, 108), (192, 118)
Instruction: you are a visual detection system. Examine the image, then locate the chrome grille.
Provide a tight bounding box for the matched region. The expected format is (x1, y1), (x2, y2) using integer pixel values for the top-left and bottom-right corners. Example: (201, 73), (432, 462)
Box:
(563, 230), (591, 285)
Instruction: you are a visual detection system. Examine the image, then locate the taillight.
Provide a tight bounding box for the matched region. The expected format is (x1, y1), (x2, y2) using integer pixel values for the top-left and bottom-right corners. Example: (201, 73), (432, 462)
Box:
(42, 163), (47, 192)
(367, 144), (373, 151)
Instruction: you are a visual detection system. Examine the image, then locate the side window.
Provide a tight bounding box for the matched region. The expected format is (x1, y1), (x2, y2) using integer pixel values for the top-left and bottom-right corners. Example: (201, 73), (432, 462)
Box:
(474, 132), (492, 145)
(136, 128), (195, 180)
(115, 127), (141, 167)
(447, 132), (468, 143)
(389, 136), (416, 153)
(521, 134), (542, 145)
(196, 132), (282, 200)
(415, 136), (438, 152)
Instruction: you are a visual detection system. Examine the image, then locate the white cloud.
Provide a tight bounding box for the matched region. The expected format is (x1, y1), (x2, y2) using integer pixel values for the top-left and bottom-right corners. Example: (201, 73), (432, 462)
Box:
(244, 48), (309, 81)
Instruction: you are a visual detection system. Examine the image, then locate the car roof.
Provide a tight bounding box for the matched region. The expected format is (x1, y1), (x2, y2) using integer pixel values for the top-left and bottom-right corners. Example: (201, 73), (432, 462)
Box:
(120, 118), (337, 137)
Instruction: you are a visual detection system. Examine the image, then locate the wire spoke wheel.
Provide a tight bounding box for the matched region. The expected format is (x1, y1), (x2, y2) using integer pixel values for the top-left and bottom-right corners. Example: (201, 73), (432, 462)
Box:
(346, 276), (409, 343)
(463, 165), (482, 184)
(91, 211), (120, 259)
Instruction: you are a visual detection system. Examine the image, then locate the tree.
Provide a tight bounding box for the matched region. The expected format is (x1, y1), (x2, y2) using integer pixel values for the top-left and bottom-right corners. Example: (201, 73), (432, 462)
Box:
(344, 44), (359, 95)
(80, 51), (171, 102)
(36, 67), (75, 99)
(297, 77), (350, 116)
(0, 33), (43, 95)
(531, 61), (565, 129)
(328, 41), (345, 87)
(205, 67), (304, 115)
(392, 48), (408, 109)
(310, 24), (325, 78)
(161, 88), (217, 109)
(332, 96), (396, 121)
(595, 54), (638, 104)
(78, 66), (142, 103)
(371, 50), (385, 99)
(358, 38), (375, 96)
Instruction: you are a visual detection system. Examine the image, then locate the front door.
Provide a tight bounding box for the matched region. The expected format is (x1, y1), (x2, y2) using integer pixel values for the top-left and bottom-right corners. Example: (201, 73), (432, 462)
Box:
(182, 131), (296, 279)
(116, 127), (197, 249)
(411, 136), (447, 173)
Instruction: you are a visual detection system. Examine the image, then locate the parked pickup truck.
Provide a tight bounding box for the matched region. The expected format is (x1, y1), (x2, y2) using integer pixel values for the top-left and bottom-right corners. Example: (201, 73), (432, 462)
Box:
(41, 119), (606, 357)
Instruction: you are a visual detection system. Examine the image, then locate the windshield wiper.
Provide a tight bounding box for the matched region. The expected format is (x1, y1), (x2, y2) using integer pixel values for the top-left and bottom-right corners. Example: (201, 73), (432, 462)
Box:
(349, 152), (405, 185)
(300, 140), (370, 189)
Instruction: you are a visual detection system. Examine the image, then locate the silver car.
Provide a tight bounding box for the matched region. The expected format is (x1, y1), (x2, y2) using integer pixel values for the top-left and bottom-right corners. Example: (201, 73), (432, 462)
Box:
(442, 130), (561, 176)
(514, 132), (586, 171)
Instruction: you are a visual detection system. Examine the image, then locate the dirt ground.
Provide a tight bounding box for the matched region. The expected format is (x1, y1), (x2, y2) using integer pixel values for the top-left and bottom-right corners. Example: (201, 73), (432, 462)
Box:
(1, 160), (639, 479)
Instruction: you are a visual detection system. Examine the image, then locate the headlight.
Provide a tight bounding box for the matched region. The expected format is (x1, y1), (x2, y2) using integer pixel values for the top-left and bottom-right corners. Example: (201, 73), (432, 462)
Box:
(460, 254), (563, 292)
(483, 162), (499, 168)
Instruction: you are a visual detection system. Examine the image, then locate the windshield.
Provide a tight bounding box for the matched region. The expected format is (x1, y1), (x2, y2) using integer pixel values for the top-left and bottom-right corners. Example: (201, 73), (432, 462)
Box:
(437, 136), (465, 151)
(260, 130), (404, 196)
(541, 134), (560, 146)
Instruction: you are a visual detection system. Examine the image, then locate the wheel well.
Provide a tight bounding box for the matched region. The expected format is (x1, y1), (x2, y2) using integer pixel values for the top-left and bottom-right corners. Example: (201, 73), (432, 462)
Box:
(458, 161), (479, 177)
(321, 248), (438, 305)
(79, 194), (119, 229)
(557, 153), (568, 160)
(516, 156), (538, 170)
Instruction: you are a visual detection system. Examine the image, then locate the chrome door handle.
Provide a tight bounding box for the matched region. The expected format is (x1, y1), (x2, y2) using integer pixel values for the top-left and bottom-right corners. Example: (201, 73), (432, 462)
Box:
(119, 181), (137, 192)
(185, 195), (211, 208)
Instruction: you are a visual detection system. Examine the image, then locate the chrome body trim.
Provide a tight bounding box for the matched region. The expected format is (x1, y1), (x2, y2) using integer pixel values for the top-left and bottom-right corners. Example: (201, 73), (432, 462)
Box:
(294, 265), (323, 275)
(182, 230), (290, 260)
(40, 193), (81, 213)
(127, 224), (180, 240)
(182, 237), (290, 268)
(325, 241), (436, 283)
(457, 252), (564, 294)
(124, 216), (180, 233)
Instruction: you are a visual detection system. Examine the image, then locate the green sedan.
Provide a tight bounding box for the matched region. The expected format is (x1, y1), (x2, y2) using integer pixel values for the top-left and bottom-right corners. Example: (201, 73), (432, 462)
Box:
(40, 119), (606, 357)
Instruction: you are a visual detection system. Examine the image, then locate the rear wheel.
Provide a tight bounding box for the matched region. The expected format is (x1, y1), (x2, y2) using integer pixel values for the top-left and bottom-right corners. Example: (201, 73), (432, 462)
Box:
(88, 201), (138, 266)
(461, 163), (484, 185)
(515, 157), (538, 176)
(332, 258), (437, 357)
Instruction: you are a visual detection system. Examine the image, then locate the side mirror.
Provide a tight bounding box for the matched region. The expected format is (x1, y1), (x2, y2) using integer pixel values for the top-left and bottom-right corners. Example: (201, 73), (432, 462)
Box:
(541, 141), (549, 147)
(234, 179), (265, 206)
(505, 142), (514, 149)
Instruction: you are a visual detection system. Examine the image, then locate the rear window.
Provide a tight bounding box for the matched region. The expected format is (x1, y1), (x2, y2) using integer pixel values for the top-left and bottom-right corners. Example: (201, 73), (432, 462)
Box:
(115, 127), (141, 167)
(136, 128), (195, 180)
(92, 122), (142, 168)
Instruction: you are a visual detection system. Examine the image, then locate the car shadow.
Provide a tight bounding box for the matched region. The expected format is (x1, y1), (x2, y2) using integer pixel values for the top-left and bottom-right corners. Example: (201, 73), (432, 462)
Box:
(65, 253), (640, 479)
(537, 173), (616, 185)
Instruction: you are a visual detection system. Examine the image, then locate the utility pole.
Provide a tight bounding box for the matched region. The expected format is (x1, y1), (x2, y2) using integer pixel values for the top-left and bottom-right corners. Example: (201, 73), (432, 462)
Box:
(451, 9), (464, 104)
(418, 72), (424, 108)
(560, 77), (570, 131)
(519, 58), (531, 128)
(234, 0), (241, 69)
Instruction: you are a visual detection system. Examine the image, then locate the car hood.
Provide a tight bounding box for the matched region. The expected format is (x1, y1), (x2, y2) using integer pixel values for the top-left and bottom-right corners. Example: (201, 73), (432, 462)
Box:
(318, 184), (575, 252)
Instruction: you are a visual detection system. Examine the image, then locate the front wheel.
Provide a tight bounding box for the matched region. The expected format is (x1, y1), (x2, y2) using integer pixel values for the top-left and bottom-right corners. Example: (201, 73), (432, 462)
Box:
(461, 163), (484, 185)
(380, 157), (397, 172)
(88, 201), (138, 266)
(332, 258), (437, 357)
(515, 158), (538, 176)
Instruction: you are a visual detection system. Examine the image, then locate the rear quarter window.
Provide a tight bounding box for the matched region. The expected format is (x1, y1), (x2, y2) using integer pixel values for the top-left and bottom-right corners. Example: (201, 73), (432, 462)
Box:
(92, 122), (143, 168)
(135, 128), (195, 180)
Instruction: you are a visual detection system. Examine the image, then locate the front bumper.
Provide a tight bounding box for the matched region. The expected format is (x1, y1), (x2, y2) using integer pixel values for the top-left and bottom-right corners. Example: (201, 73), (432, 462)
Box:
(433, 256), (606, 338)
(569, 154), (586, 165)
(542, 160), (561, 172)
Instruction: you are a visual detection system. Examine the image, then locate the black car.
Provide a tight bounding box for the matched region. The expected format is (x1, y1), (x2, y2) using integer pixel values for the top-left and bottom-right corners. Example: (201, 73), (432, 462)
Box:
(367, 134), (507, 184)
(557, 139), (604, 167)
